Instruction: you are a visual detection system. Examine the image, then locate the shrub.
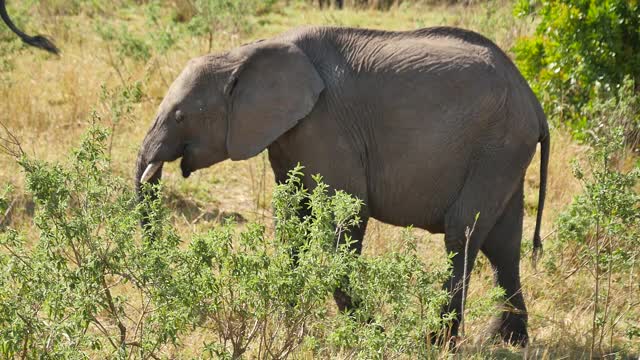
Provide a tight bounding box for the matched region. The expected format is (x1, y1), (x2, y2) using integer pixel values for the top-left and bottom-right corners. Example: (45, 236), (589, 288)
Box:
(94, 2), (184, 68)
(95, 21), (152, 63)
(513, 0), (640, 127)
(583, 77), (640, 151)
(0, 124), (450, 358)
(185, 0), (277, 50)
(552, 90), (640, 354)
(315, 228), (452, 358)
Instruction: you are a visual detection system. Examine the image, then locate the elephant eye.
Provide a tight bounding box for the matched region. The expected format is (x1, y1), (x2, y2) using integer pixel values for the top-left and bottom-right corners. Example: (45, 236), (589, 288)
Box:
(175, 110), (185, 123)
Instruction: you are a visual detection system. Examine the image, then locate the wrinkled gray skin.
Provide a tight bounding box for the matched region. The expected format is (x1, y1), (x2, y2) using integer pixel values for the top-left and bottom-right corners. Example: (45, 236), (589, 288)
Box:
(135, 26), (550, 347)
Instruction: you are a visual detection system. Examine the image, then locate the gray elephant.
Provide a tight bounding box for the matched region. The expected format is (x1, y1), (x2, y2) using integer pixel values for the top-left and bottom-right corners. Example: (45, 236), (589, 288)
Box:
(1, 0), (59, 54)
(135, 26), (549, 347)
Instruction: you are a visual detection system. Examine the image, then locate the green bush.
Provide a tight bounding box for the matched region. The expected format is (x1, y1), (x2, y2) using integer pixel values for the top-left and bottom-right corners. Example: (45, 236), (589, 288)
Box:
(513, 0), (640, 127)
(0, 124), (451, 358)
(315, 227), (452, 358)
(552, 90), (640, 354)
(185, 0), (277, 50)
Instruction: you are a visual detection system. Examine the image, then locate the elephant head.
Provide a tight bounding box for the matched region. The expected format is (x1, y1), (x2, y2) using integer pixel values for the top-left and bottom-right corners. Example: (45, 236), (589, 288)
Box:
(135, 41), (324, 197)
(1, 0), (59, 54)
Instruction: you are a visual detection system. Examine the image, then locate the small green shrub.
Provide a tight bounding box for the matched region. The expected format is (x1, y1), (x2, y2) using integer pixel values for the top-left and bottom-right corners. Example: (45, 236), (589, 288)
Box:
(0, 124), (450, 358)
(513, 0), (640, 127)
(186, 0), (275, 50)
(583, 77), (640, 150)
(145, 1), (181, 53)
(315, 228), (451, 358)
(94, 21), (151, 63)
(99, 82), (143, 121)
(552, 91), (640, 354)
(95, 10), (181, 66)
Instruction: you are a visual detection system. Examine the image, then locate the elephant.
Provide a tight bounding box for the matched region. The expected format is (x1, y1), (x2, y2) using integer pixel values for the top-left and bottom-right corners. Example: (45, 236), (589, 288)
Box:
(1, 0), (59, 54)
(135, 25), (550, 347)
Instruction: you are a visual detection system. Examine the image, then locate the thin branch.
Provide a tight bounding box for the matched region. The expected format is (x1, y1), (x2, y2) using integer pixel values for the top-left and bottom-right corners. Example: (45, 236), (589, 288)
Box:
(599, 235), (613, 351)
(126, 341), (161, 360)
(18, 315), (30, 360)
(101, 274), (127, 349)
(460, 214), (479, 340)
(0, 199), (16, 228)
(91, 316), (119, 351)
(590, 218), (601, 358)
(1, 242), (33, 270)
(131, 295), (152, 352)
(0, 120), (25, 158)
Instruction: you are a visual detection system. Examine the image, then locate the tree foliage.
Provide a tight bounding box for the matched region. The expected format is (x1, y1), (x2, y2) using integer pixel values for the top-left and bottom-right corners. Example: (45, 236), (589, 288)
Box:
(513, 0), (640, 125)
(0, 125), (450, 358)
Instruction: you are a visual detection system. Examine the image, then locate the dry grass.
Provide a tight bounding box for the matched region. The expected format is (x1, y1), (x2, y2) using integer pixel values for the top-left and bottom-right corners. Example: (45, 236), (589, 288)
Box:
(1, 0), (638, 358)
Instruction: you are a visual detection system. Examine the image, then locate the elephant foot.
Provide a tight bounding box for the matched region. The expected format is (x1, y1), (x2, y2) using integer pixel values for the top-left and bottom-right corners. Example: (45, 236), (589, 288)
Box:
(488, 312), (529, 347)
(333, 288), (384, 332)
(428, 332), (459, 351)
(428, 323), (460, 352)
(333, 288), (354, 312)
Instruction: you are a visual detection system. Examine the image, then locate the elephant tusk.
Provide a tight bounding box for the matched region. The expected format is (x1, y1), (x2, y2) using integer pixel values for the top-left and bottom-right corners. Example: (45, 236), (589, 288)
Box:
(141, 162), (162, 183)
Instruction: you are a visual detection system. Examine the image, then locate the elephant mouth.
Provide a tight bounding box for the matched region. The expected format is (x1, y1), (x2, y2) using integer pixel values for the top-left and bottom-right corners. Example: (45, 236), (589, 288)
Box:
(140, 144), (207, 183)
(139, 156), (191, 183)
(139, 144), (192, 183)
(180, 157), (192, 178)
(179, 144), (194, 178)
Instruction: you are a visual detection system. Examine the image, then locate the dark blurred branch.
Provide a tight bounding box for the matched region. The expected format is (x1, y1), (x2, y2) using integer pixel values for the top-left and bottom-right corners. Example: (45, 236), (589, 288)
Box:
(0, 121), (25, 158)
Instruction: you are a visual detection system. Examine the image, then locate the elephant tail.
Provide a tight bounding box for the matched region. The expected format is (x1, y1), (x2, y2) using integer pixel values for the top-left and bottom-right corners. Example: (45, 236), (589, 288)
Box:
(532, 130), (549, 267)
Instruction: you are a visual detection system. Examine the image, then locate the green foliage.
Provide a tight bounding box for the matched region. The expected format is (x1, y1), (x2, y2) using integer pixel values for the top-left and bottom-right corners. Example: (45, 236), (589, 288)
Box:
(99, 82), (143, 123)
(94, 2), (187, 65)
(513, 0), (640, 126)
(582, 77), (640, 149)
(145, 1), (181, 53)
(316, 228), (451, 358)
(0, 125), (450, 358)
(556, 129), (640, 268)
(185, 0), (274, 50)
(552, 90), (640, 352)
(117, 28), (151, 62)
(95, 21), (151, 62)
(0, 126), (143, 358)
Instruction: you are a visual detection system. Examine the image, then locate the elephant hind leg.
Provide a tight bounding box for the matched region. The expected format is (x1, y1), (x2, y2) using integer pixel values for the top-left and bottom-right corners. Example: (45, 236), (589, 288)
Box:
(438, 203), (492, 348)
(437, 152), (528, 347)
(481, 181), (529, 347)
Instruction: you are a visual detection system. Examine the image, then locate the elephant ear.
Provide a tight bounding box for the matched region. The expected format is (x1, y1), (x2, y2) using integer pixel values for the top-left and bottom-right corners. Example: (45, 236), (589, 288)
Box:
(226, 42), (325, 160)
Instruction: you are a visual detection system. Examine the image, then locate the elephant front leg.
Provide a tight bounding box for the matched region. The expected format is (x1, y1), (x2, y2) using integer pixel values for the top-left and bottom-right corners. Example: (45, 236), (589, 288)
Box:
(267, 148), (370, 313)
(284, 190), (369, 313)
(332, 218), (367, 312)
(433, 193), (499, 348)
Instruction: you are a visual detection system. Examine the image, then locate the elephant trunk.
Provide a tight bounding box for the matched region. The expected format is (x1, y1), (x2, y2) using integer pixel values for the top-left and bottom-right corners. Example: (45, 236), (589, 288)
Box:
(134, 138), (165, 231)
(134, 115), (180, 196)
(135, 151), (163, 194)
